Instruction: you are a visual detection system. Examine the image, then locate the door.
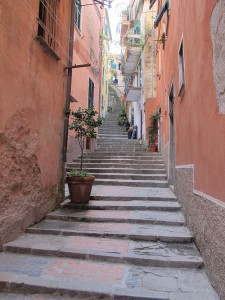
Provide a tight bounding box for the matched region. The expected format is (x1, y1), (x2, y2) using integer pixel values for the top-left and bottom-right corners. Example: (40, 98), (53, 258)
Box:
(169, 84), (175, 184)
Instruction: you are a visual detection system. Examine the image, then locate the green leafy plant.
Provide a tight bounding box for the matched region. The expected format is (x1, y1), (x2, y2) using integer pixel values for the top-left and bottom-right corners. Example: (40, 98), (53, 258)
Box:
(69, 107), (102, 173)
(67, 169), (93, 178)
(107, 106), (112, 113)
(118, 106), (128, 126)
(148, 109), (160, 145)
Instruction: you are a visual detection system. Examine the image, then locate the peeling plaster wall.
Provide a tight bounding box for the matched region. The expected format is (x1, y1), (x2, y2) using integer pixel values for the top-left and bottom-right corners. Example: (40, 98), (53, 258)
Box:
(0, 109), (63, 245)
(210, 0), (225, 114)
(0, 1), (71, 245)
(175, 167), (225, 299)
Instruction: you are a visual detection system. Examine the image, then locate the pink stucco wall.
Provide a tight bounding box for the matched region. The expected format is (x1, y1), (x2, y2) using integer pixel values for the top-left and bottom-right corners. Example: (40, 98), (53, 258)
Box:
(156, 0), (225, 201)
(0, 0), (72, 245)
(67, 2), (101, 161)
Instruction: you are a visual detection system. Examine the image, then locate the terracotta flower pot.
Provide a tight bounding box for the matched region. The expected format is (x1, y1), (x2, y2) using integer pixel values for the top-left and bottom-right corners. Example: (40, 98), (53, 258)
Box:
(150, 144), (157, 152)
(66, 176), (95, 203)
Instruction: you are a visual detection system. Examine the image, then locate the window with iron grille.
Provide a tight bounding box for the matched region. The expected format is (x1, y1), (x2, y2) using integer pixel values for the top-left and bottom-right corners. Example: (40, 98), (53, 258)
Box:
(37, 0), (59, 59)
(88, 78), (94, 109)
(75, 0), (81, 31)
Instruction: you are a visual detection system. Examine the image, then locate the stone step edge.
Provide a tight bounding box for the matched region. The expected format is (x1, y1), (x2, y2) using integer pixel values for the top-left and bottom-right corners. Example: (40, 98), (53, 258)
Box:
(89, 195), (177, 201)
(60, 200), (181, 211)
(0, 279), (166, 300)
(3, 244), (203, 269)
(26, 227), (193, 243)
(45, 214), (185, 227)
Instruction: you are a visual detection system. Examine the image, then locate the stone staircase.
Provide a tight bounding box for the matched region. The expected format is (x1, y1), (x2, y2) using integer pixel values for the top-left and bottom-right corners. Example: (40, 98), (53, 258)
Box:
(0, 108), (218, 299)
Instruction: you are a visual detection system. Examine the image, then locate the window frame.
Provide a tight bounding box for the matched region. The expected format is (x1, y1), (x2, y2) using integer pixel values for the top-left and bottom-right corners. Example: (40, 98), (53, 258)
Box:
(75, 0), (82, 31)
(37, 0), (60, 60)
(178, 36), (185, 98)
(88, 77), (94, 109)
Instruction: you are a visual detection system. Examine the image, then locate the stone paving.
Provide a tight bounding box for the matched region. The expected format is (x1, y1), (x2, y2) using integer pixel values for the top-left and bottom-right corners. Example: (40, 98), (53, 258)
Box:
(0, 108), (219, 299)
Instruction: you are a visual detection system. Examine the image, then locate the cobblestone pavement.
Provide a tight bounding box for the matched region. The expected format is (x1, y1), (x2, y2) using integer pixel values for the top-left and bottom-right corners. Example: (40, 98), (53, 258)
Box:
(0, 109), (219, 299)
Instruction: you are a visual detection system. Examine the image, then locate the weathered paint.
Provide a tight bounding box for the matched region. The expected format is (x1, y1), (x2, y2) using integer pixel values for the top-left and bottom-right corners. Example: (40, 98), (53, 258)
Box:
(67, 1), (101, 162)
(155, 0), (225, 201)
(0, 0), (72, 245)
(154, 0), (225, 297)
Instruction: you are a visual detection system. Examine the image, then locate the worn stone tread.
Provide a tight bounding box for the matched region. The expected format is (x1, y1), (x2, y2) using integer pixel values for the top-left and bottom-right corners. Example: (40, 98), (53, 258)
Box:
(26, 220), (193, 242)
(3, 234), (203, 268)
(90, 185), (177, 201)
(61, 199), (181, 211)
(89, 173), (168, 180)
(0, 253), (218, 300)
(46, 209), (185, 226)
(93, 178), (168, 188)
(68, 162), (166, 169)
(67, 168), (167, 175)
(0, 294), (82, 300)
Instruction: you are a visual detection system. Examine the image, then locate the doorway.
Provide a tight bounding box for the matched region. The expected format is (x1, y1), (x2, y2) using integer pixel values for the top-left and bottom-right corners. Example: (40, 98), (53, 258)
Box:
(169, 83), (175, 184)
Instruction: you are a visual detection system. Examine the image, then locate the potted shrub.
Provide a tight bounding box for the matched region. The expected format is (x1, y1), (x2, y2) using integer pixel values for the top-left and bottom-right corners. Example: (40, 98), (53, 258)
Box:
(67, 107), (102, 203)
(148, 110), (160, 152)
(148, 126), (157, 152)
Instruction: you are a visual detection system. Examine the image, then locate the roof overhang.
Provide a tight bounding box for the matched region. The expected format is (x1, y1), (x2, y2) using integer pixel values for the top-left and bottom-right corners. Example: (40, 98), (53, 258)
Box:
(124, 47), (141, 75)
(125, 87), (141, 102)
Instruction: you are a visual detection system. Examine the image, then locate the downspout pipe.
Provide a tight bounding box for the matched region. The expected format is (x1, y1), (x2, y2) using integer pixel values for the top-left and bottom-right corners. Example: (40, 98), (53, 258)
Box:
(63, 0), (75, 162)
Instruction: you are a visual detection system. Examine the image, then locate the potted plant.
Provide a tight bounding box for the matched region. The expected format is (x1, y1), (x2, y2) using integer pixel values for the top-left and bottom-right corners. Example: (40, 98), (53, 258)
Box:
(148, 110), (160, 152)
(66, 107), (102, 203)
(148, 126), (157, 152)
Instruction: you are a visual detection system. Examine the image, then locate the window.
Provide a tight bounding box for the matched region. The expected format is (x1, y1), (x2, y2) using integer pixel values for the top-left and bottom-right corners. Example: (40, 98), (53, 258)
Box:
(178, 38), (185, 97)
(75, 0), (81, 31)
(102, 67), (104, 84)
(88, 78), (94, 109)
(37, 0), (59, 59)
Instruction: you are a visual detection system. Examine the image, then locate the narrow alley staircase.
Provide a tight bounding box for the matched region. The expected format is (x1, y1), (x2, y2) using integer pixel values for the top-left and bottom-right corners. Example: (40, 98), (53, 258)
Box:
(0, 108), (218, 299)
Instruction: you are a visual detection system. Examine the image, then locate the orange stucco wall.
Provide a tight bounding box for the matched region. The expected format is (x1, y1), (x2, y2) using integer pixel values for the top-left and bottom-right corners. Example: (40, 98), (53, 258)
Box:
(70, 2), (101, 112)
(156, 0), (225, 201)
(0, 0), (72, 244)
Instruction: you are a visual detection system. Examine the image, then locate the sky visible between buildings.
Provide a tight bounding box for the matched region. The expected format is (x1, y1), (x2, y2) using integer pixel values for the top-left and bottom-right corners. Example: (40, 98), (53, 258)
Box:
(108, 0), (129, 54)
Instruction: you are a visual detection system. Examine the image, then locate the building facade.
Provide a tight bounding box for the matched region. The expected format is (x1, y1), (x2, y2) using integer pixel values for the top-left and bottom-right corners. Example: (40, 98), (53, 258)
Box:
(153, 0), (225, 297)
(99, 8), (112, 118)
(0, 0), (73, 245)
(67, 0), (102, 163)
(121, 0), (157, 143)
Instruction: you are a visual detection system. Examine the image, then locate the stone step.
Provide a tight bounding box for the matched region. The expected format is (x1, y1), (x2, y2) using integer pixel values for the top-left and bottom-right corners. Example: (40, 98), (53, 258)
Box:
(98, 134), (128, 138)
(26, 219), (192, 243)
(3, 234), (203, 269)
(74, 158), (164, 163)
(46, 209), (185, 226)
(61, 199), (181, 211)
(87, 173), (168, 180)
(0, 294), (77, 300)
(68, 163), (166, 169)
(0, 253), (217, 300)
(97, 137), (128, 140)
(81, 154), (162, 158)
(93, 178), (169, 188)
(98, 130), (127, 133)
(67, 168), (166, 175)
(90, 185), (177, 201)
(93, 150), (152, 154)
(79, 155), (163, 163)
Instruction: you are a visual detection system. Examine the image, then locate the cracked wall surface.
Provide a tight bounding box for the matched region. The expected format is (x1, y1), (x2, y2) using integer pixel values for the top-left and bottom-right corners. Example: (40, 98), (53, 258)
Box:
(210, 0), (225, 114)
(0, 109), (63, 245)
(175, 167), (225, 299)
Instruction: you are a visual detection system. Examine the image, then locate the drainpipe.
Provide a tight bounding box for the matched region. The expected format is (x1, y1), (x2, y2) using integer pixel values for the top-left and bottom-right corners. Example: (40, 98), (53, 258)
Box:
(63, 0), (75, 162)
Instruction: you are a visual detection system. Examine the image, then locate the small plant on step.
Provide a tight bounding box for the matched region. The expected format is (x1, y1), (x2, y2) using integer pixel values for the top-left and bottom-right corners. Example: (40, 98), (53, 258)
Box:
(66, 107), (103, 203)
(68, 107), (102, 175)
(118, 105), (128, 126)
